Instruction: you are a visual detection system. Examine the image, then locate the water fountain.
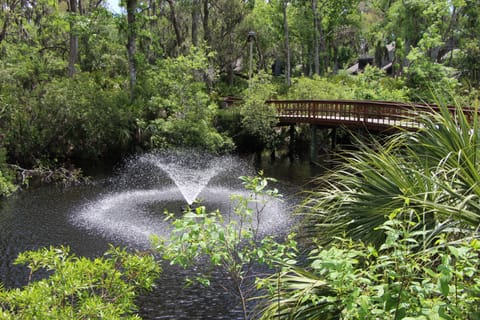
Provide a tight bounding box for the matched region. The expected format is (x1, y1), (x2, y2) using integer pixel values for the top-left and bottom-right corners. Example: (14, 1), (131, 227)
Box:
(139, 152), (235, 205)
(72, 151), (292, 248)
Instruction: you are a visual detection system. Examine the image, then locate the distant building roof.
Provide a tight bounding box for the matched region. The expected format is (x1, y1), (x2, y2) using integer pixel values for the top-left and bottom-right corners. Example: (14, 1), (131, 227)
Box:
(386, 42), (395, 53)
(347, 63), (359, 74)
(382, 62), (393, 70)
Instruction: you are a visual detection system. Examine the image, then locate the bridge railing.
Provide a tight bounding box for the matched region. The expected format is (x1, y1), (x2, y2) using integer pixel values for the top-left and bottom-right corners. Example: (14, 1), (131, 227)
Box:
(267, 100), (473, 130)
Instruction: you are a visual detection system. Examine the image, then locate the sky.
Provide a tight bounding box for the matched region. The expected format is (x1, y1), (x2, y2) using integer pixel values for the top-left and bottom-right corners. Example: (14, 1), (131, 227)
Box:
(105, 0), (122, 14)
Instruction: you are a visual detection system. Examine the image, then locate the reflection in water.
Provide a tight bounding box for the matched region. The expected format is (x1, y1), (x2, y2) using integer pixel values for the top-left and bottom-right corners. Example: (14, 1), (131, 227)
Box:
(0, 152), (321, 319)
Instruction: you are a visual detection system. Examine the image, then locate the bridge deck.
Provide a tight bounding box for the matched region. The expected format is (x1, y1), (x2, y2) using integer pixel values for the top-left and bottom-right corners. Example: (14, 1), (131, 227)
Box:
(220, 98), (475, 131)
(268, 99), (430, 131)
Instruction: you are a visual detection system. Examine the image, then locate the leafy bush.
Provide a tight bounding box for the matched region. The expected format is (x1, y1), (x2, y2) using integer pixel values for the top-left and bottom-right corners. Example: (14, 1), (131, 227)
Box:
(285, 68), (409, 102)
(2, 72), (133, 166)
(287, 75), (355, 100)
(350, 66), (409, 101)
(136, 48), (234, 153)
(0, 148), (16, 197)
(258, 214), (480, 319)
(240, 72), (279, 150)
(0, 246), (160, 319)
(143, 115), (235, 153)
(152, 173), (297, 320)
(0, 171), (16, 197)
(405, 48), (461, 103)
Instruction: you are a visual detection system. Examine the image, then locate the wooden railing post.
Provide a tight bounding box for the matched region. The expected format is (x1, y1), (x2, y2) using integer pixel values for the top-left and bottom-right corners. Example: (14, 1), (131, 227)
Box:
(310, 124), (318, 163)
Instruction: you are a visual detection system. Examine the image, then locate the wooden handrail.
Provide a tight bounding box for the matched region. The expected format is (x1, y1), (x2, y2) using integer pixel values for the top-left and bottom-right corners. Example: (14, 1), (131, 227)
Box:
(222, 97), (476, 130)
(266, 99), (476, 131)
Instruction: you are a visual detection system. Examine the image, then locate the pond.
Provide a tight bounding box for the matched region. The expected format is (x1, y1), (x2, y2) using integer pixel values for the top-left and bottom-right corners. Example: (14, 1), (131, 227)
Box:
(0, 151), (324, 319)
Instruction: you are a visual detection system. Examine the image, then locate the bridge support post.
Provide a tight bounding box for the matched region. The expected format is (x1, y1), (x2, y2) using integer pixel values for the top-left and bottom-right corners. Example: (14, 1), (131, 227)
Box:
(331, 128), (337, 150)
(310, 125), (318, 163)
(288, 124), (296, 160)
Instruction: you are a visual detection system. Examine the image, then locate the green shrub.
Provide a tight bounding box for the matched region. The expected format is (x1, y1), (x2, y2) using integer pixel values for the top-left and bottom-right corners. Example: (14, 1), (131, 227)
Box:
(258, 215), (480, 319)
(286, 69), (409, 102)
(2, 73), (133, 166)
(0, 171), (16, 197)
(136, 49), (234, 153)
(240, 72), (279, 150)
(0, 246), (160, 319)
(0, 148), (15, 197)
(405, 48), (461, 103)
(287, 75), (355, 100)
(144, 116), (234, 153)
(351, 66), (409, 101)
(153, 173), (297, 320)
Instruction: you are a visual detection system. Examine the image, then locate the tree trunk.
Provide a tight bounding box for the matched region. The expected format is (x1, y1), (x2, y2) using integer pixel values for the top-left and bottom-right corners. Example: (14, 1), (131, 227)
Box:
(318, 15), (328, 74)
(203, 0), (210, 43)
(312, 0), (320, 75)
(191, 0), (200, 47)
(68, 0), (78, 77)
(282, 0), (291, 86)
(443, 6), (458, 64)
(146, 0), (158, 63)
(166, 0), (182, 53)
(78, 0), (84, 15)
(333, 45), (339, 73)
(0, 15), (9, 44)
(126, 0), (137, 97)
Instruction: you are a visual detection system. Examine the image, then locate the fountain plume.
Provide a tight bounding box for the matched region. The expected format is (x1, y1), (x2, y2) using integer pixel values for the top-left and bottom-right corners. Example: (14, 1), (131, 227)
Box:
(140, 152), (234, 205)
(72, 151), (292, 247)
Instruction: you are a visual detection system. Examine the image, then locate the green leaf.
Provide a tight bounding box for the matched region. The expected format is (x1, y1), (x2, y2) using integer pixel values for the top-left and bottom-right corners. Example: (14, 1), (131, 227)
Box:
(439, 273), (450, 296)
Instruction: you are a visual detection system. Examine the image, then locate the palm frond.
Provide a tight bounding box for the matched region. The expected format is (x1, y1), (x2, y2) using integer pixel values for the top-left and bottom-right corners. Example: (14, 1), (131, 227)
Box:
(301, 101), (480, 246)
(257, 267), (339, 320)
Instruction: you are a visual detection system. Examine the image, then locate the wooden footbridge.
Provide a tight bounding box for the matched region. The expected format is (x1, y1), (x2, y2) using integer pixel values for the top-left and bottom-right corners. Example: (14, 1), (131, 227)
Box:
(223, 97), (474, 162)
(224, 97), (464, 131)
(268, 99), (443, 131)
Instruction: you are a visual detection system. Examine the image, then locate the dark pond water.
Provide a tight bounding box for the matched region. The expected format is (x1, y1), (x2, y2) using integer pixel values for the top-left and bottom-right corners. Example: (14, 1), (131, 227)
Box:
(0, 152), (323, 319)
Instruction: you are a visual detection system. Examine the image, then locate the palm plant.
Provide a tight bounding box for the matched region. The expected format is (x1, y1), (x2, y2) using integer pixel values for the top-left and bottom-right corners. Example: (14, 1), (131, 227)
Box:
(257, 267), (339, 320)
(300, 101), (480, 245)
